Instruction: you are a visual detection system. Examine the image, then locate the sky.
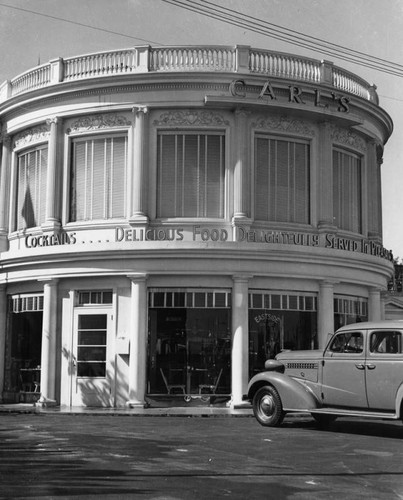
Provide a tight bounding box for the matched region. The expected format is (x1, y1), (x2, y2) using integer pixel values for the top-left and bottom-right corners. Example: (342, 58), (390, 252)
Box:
(0, 0), (402, 256)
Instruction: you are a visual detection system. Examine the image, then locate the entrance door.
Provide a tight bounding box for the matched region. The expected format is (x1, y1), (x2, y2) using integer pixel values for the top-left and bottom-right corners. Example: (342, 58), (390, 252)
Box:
(71, 310), (114, 407)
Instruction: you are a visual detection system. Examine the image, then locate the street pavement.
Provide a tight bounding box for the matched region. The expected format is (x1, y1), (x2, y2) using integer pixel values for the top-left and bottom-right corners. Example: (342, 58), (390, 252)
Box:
(0, 410), (402, 499)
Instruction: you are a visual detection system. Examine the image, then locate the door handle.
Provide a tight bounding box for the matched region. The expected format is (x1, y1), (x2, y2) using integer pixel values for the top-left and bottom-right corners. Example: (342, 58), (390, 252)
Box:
(355, 363), (365, 370)
(366, 364), (376, 370)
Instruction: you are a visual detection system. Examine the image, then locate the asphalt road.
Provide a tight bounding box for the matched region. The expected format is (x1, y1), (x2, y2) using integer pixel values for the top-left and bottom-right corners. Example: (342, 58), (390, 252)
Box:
(0, 413), (402, 499)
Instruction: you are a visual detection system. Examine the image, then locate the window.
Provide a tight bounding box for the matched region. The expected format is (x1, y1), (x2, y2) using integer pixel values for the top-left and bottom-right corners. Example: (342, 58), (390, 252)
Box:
(77, 314), (107, 377)
(70, 135), (127, 222)
(15, 146), (48, 230)
(370, 331), (401, 354)
(333, 149), (362, 233)
(157, 132), (225, 218)
(255, 136), (310, 223)
(328, 332), (363, 353)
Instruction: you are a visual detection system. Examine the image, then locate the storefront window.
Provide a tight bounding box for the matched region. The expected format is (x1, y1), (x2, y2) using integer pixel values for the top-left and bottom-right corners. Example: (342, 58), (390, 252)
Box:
(148, 290), (231, 399)
(334, 295), (368, 330)
(249, 292), (317, 377)
(4, 294), (43, 402)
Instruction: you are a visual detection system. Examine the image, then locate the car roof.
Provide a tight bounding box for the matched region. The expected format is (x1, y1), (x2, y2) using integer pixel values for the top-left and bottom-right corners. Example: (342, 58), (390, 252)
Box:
(336, 320), (403, 332)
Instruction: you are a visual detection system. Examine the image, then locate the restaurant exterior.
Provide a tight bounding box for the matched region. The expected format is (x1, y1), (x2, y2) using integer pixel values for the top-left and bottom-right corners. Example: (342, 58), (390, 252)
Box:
(0, 45), (394, 408)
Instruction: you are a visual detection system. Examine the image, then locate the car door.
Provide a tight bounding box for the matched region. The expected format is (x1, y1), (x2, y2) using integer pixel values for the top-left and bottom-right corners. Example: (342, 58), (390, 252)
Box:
(365, 330), (403, 411)
(321, 330), (368, 408)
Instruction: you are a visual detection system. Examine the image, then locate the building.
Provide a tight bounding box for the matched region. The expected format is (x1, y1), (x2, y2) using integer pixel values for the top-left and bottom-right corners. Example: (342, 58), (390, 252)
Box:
(0, 45), (394, 408)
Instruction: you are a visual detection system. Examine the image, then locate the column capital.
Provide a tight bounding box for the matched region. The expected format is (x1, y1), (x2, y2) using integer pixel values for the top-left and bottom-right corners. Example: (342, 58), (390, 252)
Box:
(38, 277), (59, 286)
(127, 273), (148, 284)
(0, 133), (11, 147)
(132, 106), (148, 116)
(46, 116), (59, 126)
(232, 274), (253, 283)
(319, 279), (339, 289)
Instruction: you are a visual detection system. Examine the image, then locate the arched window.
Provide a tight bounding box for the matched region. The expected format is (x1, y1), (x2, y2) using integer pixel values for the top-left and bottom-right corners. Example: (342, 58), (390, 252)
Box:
(69, 135), (128, 222)
(255, 136), (310, 224)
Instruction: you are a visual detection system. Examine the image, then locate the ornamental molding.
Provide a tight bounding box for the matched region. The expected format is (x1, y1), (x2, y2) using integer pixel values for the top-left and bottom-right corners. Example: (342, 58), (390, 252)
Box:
(67, 113), (132, 133)
(153, 110), (230, 127)
(13, 125), (50, 149)
(252, 115), (315, 136)
(330, 126), (367, 152)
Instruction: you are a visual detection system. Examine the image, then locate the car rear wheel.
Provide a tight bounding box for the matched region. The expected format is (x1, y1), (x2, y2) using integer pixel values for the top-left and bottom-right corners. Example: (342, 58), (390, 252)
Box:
(252, 385), (285, 427)
(311, 413), (337, 427)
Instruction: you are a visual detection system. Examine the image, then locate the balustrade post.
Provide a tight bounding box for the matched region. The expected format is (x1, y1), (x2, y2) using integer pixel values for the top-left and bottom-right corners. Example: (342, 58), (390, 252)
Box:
(320, 60), (333, 85)
(0, 81), (12, 102)
(235, 45), (250, 73)
(50, 58), (64, 84)
(134, 46), (150, 73)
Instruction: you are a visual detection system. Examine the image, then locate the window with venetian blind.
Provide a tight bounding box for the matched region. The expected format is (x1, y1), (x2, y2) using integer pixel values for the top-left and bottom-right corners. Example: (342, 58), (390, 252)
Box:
(15, 146), (48, 230)
(333, 148), (362, 233)
(157, 132), (225, 218)
(69, 135), (128, 222)
(255, 136), (310, 224)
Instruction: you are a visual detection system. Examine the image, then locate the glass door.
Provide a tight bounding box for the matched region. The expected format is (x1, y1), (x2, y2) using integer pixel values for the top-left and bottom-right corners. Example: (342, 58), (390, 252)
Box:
(71, 309), (114, 407)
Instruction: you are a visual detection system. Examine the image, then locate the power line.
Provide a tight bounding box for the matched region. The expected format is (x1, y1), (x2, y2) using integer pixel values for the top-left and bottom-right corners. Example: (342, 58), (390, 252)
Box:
(0, 2), (163, 45)
(161, 0), (403, 78)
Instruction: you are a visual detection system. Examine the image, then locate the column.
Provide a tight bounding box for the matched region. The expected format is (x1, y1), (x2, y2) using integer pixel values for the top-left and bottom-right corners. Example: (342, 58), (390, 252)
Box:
(318, 280), (335, 349)
(43, 117), (61, 231)
(0, 285), (7, 402)
(127, 273), (148, 407)
(232, 108), (251, 229)
(231, 275), (250, 407)
(37, 279), (58, 406)
(317, 122), (335, 232)
(0, 135), (11, 251)
(368, 287), (381, 321)
(129, 106), (149, 225)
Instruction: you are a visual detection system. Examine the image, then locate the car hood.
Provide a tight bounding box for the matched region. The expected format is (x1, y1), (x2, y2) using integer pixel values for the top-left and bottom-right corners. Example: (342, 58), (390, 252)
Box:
(276, 349), (323, 362)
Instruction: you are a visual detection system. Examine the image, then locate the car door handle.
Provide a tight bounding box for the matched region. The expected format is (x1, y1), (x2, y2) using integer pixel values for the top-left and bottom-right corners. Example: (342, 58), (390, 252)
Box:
(366, 364), (376, 370)
(355, 363), (365, 370)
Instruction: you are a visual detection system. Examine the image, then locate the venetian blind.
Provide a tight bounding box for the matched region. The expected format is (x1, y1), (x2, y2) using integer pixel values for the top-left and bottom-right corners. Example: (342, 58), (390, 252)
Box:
(255, 136), (310, 223)
(157, 132), (225, 218)
(16, 146), (48, 230)
(333, 149), (362, 233)
(70, 135), (127, 222)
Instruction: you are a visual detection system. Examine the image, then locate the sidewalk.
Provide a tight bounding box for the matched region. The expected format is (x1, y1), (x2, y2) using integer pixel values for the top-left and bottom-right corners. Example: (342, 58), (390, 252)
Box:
(0, 402), (254, 417)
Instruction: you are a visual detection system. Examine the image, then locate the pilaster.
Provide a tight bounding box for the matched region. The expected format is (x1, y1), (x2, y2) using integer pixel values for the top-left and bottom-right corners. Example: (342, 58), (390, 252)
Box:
(42, 117), (61, 232)
(0, 135), (11, 251)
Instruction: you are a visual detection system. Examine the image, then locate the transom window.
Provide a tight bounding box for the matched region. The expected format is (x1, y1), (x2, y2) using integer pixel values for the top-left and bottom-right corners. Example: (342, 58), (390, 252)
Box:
(15, 146), (48, 230)
(69, 135), (128, 222)
(255, 136), (310, 224)
(333, 148), (362, 233)
(157, 131), (225, 218)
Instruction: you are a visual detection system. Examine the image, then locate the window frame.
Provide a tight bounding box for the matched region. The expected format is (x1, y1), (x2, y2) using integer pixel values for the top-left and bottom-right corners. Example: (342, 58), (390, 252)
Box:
(64, 129), (130, 226)
(155, 129), (228, 221)
(253, 133), (311, 225)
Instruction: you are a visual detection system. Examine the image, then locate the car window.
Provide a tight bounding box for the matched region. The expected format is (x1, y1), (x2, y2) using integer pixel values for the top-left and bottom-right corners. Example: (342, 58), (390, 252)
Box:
(328, 332), (363, 353)
(370, 331), (402, 354)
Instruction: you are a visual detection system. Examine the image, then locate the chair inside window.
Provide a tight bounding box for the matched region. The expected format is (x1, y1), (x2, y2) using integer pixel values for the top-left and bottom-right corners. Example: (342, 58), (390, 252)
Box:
(199, 368), (223, 395)
(159, 368), (186, 395)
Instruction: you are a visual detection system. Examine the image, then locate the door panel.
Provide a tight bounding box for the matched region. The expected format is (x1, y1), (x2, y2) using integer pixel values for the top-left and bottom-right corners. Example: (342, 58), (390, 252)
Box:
(322, 331), (368, 408)
(71, 310), (114, 407)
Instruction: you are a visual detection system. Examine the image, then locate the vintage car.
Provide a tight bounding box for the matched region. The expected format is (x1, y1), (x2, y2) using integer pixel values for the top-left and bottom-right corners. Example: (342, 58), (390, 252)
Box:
(247, 321), (403, 426)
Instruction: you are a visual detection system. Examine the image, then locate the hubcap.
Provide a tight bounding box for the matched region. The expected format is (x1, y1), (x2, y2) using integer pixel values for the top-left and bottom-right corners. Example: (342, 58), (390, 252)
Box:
(260, 394), (274, 416)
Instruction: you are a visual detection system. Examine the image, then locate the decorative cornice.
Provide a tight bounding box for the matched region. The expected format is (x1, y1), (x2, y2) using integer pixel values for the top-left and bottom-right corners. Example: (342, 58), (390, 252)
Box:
(330, 125), (367, 152)
(153, 110), (230, 127)
(252, 115), (315, 136)
(13, 124), (50, 149)
(67, 113), (132, 133)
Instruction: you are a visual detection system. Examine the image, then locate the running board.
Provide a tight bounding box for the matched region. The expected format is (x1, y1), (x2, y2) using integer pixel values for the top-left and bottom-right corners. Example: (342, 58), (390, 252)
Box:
(285, 407), (398, 420)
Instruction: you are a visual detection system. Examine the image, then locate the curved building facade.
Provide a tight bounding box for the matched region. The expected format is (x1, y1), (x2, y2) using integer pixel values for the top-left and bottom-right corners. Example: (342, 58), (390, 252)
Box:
(0, 45), (393, 407)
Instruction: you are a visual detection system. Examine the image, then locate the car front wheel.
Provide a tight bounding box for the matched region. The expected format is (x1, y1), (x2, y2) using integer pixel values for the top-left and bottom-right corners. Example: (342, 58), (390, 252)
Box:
(252, 385), (285, 427)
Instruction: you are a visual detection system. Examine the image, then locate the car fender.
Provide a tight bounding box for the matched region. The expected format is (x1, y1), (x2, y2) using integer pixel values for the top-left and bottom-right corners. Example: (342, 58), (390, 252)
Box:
(248, 371), (321, 411)
(395, 382), (403, 418)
